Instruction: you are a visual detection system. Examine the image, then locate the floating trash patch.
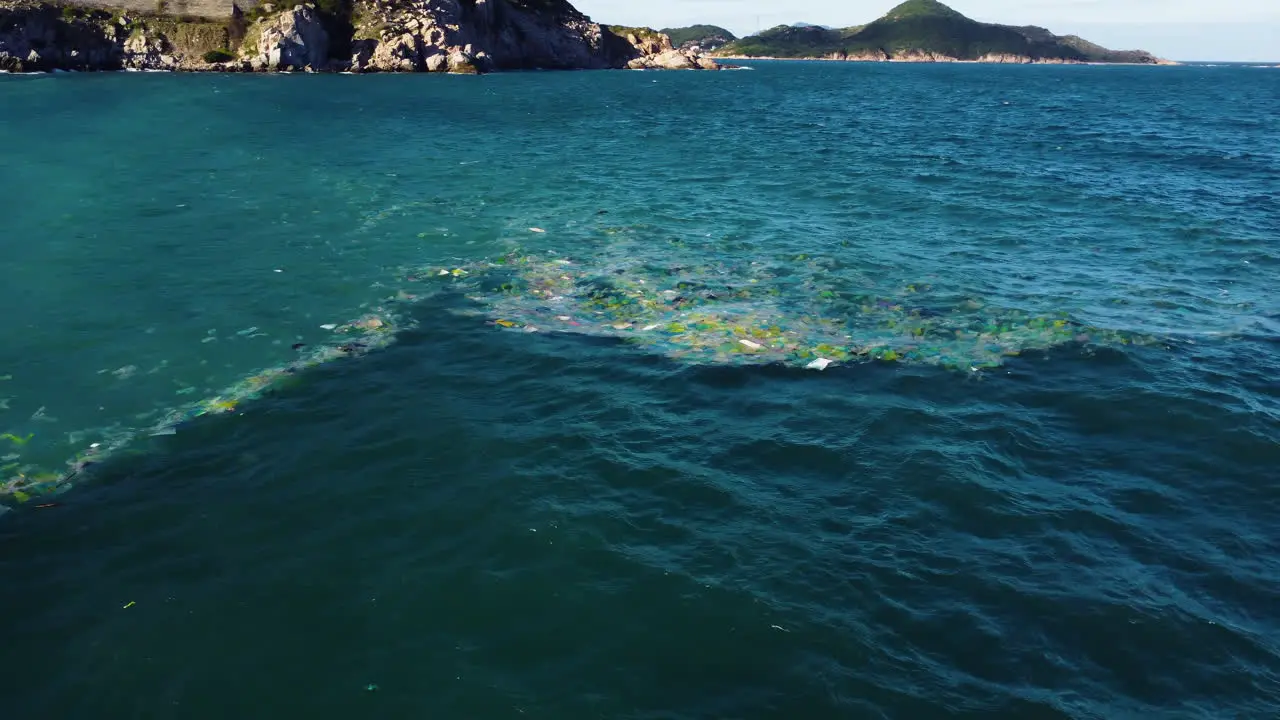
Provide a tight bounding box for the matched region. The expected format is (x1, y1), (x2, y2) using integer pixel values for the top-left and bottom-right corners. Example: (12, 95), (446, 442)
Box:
(406, 243), (1163, 372)
(1, 312), (402, 507)
(1, 234), (1168, 510)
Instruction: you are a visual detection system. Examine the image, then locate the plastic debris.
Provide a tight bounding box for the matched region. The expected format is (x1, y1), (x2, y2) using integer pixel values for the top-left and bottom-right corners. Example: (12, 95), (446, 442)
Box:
(401, 244), (1158, 376)
(529, 228), (546, 233)
(1, 226), (1169, 510)
(2, 307), (403, 508)
(122, 601), (135, 609)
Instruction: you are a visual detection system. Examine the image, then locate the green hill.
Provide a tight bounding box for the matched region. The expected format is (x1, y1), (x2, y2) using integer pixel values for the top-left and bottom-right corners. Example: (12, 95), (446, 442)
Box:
(716, 0), (1162, 63)
(879, 0), (963, 21)
(660, 24), (737, 50)
(718, 24), (861, 58)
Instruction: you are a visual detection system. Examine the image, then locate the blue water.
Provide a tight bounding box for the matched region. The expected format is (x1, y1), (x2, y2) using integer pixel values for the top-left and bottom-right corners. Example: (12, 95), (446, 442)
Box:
(1, 62), (1278, 718)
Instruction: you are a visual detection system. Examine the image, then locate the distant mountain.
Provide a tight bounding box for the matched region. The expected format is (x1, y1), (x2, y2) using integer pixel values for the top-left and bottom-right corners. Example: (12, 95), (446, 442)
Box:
(716, 0), (1168, 64)
(791, 22), (833, 30)
(660, 24), (738, 52)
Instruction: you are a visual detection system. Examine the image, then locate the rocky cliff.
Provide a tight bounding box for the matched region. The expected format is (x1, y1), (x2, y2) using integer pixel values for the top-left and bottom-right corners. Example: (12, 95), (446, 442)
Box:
(0, 0), (722, 72)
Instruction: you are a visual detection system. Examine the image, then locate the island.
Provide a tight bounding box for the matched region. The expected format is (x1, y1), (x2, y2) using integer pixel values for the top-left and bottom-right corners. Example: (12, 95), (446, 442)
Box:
(715, 0), (1175, 65)
(0, 0), (723, 73)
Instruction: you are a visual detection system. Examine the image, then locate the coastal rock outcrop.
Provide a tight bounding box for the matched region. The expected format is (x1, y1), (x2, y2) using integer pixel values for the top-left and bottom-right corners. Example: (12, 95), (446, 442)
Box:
(0, 2), (121, 71)
(827, 49), (889, 61)
(252, 4), (328, 70)
(890, 50), (958, 63)
(121, 28), (178, 70)
(613, 29), (718, 70)
(350, 0), (631, 73)
(812, 49), (1089, 64)
(0, 0), (721, 73)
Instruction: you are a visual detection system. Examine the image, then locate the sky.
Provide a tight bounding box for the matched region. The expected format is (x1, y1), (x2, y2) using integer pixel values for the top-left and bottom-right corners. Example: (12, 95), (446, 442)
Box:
(571, 0), (1280, 62)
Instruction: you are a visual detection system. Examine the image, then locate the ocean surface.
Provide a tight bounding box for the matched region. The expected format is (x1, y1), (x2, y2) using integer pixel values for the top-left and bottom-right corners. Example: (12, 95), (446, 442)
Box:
(1, 61), (1278, 718)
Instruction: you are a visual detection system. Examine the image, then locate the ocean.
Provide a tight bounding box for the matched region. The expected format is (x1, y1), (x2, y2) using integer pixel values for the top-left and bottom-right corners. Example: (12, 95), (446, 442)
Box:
(1, 61), (1277, 718)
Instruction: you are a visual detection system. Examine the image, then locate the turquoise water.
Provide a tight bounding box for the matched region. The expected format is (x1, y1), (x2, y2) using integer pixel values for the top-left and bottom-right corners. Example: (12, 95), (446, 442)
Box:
(1, 63), (1278, 717)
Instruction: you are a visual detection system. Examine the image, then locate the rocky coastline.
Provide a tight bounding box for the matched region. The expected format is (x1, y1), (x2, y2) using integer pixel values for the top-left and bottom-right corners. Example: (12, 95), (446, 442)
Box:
(0, 0), (724, 73)
(718, 51), (1179, 66)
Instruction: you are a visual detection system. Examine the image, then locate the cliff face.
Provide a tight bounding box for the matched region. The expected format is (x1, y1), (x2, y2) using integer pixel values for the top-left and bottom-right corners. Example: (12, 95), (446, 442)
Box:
(0, 0), (720, 72)
(349, 0), (637, 72)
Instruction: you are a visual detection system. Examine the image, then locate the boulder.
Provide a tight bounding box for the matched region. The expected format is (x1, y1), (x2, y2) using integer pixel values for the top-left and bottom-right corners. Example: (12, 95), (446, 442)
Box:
(447, 49), (478, 74)
(650, 49), (697, 70)
(424, 51), (448, 72)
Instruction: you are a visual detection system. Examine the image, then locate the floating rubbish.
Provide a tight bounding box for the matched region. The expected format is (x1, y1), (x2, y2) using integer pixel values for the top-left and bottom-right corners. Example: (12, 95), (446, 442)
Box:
(529, 228), (546, 233)
(2, 306), (403, 508)
(122, 601), (135, 609)
(1, 226), (1169, 511)
(405, 244), (1158, 376)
